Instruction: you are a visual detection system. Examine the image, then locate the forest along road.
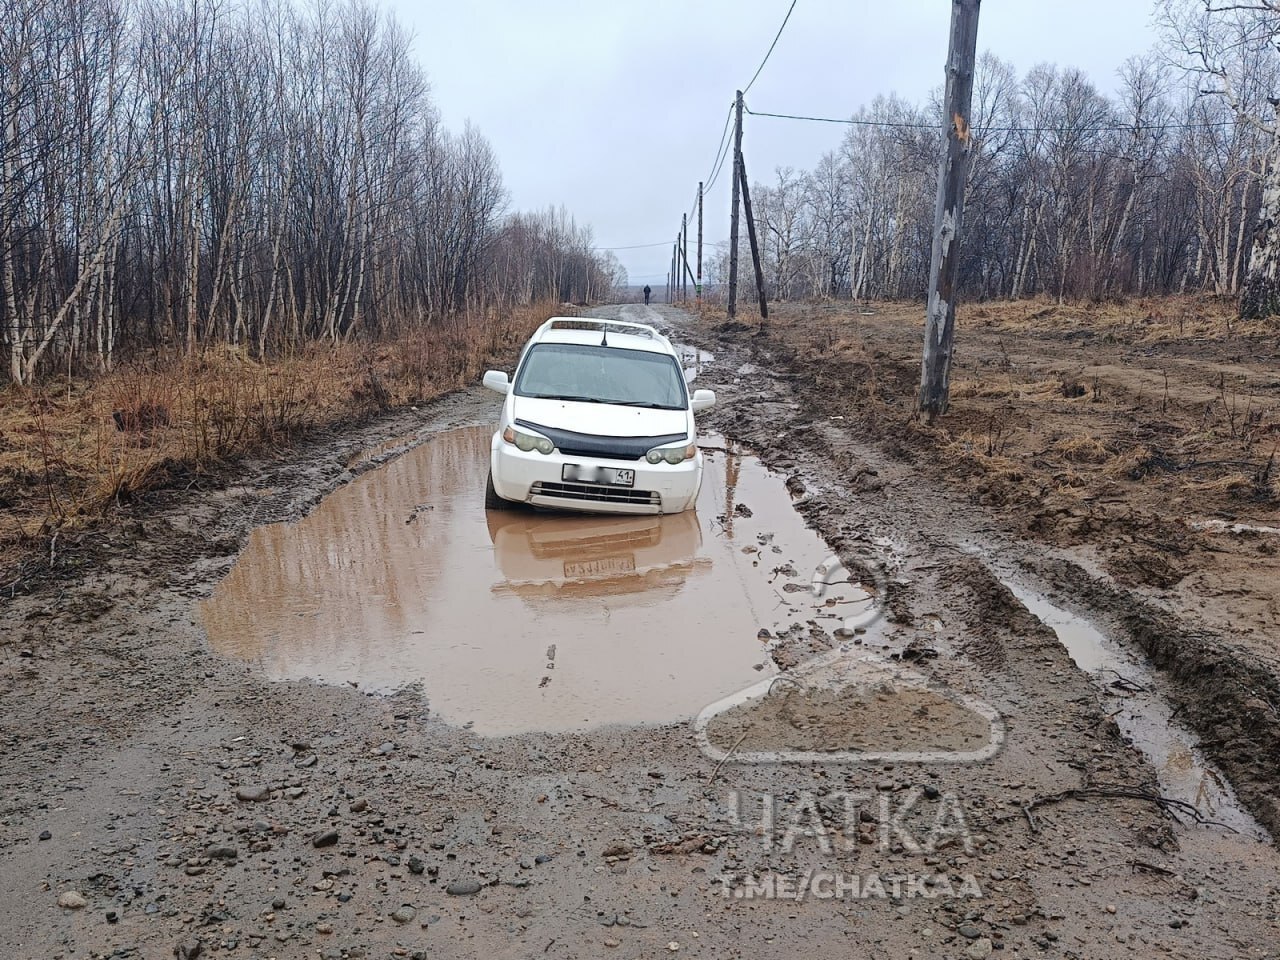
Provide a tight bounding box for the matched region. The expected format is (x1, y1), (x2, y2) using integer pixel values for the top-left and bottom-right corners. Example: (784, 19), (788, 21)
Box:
(1, 304), (1278, 959)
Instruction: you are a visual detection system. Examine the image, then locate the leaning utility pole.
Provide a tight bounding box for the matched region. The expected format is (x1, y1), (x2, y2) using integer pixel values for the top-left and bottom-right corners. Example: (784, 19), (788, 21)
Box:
(919, 0), (980, 421)
(727, 90), (744, 319)
(736, 152), (768, 320)
(681, 216), (688, 301)
(696, 180), (704, 305)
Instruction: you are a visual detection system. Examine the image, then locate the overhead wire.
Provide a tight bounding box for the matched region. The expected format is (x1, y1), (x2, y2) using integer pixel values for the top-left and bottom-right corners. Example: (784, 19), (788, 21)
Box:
(667, 0), (797, 254)
(592, 240), (678, 251)
(743, 104), (1239, 133)
(742, 0), (797, 96)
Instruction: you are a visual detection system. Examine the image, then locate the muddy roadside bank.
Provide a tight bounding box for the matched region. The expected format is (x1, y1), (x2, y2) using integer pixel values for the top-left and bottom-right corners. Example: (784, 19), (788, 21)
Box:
(671, 300), (1280, 842)
(0, 303), (1277, 959)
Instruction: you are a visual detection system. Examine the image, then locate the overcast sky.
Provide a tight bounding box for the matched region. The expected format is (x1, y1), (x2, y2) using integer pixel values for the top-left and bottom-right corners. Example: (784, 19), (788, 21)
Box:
(392, 1), (1162, 286)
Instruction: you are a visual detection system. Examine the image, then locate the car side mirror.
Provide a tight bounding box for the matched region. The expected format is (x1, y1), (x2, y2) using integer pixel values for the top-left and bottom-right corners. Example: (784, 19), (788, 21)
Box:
(691, 389), (716, 412)
(482, 370), (510, 394)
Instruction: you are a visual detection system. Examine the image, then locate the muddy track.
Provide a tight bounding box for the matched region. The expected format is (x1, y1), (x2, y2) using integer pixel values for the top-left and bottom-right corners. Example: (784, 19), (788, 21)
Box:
(1, 305), (1278, 960)
(674, 308), (1280, 844)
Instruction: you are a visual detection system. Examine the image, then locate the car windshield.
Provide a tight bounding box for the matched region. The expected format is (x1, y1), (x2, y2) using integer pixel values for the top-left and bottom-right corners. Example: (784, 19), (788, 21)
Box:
(514, 343), (688, 410)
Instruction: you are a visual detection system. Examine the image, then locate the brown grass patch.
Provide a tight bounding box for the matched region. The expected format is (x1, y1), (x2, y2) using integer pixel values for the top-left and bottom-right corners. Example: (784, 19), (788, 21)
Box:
(1053, 435), (1114, 464)
(0, 303), (559, 573)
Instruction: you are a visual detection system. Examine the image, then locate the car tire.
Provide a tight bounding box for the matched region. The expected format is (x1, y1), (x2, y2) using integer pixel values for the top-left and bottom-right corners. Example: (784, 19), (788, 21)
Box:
(485, 470), (515, 510)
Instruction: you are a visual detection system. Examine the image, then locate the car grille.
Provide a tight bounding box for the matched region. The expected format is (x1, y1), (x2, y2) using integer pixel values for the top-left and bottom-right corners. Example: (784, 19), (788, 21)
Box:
(530, 481), (662, 507)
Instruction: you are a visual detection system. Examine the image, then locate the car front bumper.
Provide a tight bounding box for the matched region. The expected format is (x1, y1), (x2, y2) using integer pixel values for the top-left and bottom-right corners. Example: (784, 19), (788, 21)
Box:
(490, 433), (702, 515)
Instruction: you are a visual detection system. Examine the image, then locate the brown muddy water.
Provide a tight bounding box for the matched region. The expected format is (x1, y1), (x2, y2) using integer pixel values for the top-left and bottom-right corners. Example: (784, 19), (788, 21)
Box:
(200, 426), (872, 736)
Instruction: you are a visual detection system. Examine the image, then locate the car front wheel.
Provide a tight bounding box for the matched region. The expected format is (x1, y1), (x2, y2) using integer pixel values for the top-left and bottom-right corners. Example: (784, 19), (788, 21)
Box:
(485, 470), (516, 510)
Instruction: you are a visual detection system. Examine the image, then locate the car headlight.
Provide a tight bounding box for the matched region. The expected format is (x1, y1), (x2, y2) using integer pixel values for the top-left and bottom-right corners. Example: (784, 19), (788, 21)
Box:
(503, 425), (554, 455)
(645, 442), (697, 465)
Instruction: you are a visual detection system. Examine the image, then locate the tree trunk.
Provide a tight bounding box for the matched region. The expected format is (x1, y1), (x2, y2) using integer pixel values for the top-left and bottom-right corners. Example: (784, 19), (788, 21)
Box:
(1240, 123), (1280, 319)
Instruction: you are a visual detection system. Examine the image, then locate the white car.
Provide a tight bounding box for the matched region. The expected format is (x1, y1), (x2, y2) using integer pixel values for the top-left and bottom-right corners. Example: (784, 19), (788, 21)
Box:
(481, 317), (716, 514)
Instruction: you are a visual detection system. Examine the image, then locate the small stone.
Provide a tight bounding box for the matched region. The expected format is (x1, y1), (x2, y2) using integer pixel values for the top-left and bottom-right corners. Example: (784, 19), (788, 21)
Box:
(311, 830), (340, 848)
(295, 754), (318, 768)
(284, 787), (305, 800)
(390, 905), (416, 924)
(57, 891), (87, 909)
(958, 925), (982, 939)
(966, 938), (993, 959)
(235, 785), (271, 803)
(38, 830), (51, 841)
(376, 742), (396, 755)
(316, 923), (333, 935)
(1105, 904), (1117, 914)
(350, 798), (369, 813)
(604, 938), (620, 948)
(667, 942), (680, 952)
(407, 856), (425, 875)
(175, 941), (203, 960)
(446, 879), (483, 896)
(923, 784), (941, 800)
(207, 845), (238, 860)
(602, 842), (632, 859)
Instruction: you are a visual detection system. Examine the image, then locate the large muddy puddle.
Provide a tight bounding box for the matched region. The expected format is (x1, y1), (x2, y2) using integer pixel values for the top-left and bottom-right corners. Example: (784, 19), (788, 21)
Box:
(200, 426), (869, 736)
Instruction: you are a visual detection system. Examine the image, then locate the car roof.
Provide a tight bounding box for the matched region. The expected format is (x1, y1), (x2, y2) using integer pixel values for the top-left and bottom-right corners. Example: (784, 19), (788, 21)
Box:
(529, 317), (676, 356)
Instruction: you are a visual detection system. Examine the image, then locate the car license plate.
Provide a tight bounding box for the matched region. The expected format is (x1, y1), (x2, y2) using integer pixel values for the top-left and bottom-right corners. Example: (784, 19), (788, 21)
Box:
(564, 556), (636, 577)
(562, 464), (635, 487)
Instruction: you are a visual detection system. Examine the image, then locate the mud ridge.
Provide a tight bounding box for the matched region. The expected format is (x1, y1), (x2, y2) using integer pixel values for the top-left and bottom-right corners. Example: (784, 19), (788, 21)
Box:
(1025, 554), (1280, 839)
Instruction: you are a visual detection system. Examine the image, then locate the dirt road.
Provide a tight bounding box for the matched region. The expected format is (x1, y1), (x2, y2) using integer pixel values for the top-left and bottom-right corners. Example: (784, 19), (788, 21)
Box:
(1, 304), (1277, 959)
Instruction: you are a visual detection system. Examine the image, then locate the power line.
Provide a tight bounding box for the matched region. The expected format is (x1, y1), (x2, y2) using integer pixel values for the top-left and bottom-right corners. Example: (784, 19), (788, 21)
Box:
(742, 0), (797, 96)
(704, 110), (736, 194)
(686, 104), (737, 213)
(593, 240), (676, 251)
(743, 104), (1239, 134)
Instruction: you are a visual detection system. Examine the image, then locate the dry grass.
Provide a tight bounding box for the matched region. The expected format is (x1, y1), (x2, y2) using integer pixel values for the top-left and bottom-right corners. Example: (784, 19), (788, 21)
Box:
(961, 295), (1274, 343)
(735, 296), (1280, 533)
(0, 303), (558, 565)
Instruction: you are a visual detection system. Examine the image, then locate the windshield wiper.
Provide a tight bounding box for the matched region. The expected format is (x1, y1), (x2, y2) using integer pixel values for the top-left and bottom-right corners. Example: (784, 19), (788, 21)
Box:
(614, 400), (682, 409)
(528, 393), (605, 403)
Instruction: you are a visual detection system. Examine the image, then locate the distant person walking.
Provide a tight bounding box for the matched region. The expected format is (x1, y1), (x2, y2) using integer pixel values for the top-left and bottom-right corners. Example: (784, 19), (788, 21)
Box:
(643, 284), (651, 305)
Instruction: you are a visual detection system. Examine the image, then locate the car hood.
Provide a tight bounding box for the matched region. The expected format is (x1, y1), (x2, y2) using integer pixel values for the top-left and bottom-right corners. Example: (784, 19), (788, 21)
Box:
(511, 396), (689, 439)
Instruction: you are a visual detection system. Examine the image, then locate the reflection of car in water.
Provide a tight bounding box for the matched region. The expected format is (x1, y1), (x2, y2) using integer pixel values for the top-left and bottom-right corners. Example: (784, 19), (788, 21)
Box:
(486, 510), (710, 601)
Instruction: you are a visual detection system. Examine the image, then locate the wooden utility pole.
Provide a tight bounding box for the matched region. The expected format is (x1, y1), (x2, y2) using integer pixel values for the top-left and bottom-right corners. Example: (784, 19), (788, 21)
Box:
(681, 217), (688, 301)
(671, 242), (678, 303)
(919, 0), (981, 421)
(696, 180), (704, 305)
(675, 234), (682, 301)
(727, 90), (744, 319)
(736, 152), (768, 320)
